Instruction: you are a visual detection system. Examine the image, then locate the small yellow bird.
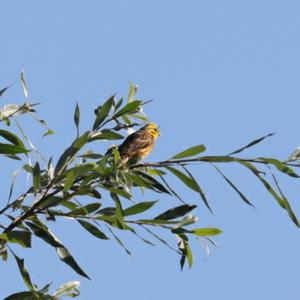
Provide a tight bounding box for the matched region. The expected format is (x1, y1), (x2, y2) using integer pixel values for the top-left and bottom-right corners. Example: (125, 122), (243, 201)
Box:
(118, 123), (160, 164)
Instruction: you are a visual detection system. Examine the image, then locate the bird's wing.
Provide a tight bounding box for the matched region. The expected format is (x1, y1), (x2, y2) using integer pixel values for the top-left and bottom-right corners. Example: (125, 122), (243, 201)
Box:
(118, 130), (151, 156)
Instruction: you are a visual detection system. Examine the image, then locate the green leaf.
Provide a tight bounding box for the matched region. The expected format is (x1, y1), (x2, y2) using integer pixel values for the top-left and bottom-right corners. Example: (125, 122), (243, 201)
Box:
(128, 82), (138, 102)
(106, 226), (132, 255)
(0, 230), (31, 248)
(198, 155), (237, 163)
(54, 131), (90, 175)
(172, 144), (206, 159)
(79, 152), (103, 159)
(166, 166), (212, 212)
(53, 281), (80, 298)
(243, 166), (300, 227)
(89, 130), (123, 141)
(26, 220), (90, 279)
(227, 133), (275, 156)
(11, 250), (36, 291)
(112, 100), (142, 119)
(78, 220), (109, 240)
(184, 240), (193, 268)
(93, 95), (114, 130)
(134, 171), (171, 194)
(66, 203), (101, 217)
(111, 193), (126, 229)
(192, 228), (223, 236)
(20, 71), (29, 98)
(123, 201), (158, 216)
(154, 204), (197, 220)
(4, 291), (42, 300)
(0, 129), (25, 148)
(63, 163), (96, 192)
(0, 143), (29, 155)
(102, 186), (132, 200)
(64, 169), (77, 192)
(33, 162), (41, 192)
(43, 129), (55, 137)
(257, 157), (299, 178)
(0, 85), (11, 98)
(56, 247), (90, 279)
(213, 165), (255, 208)
(26, 221), (63, 248)
(74, 102), (80, 137)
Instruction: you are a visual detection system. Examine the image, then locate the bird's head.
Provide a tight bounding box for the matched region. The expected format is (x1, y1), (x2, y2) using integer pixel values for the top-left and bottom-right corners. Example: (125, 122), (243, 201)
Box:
(144, 122), (160, 139)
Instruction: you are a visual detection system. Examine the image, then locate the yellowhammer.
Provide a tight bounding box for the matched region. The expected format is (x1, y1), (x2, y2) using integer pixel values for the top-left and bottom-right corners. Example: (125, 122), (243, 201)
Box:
(118, 122), (160, 164)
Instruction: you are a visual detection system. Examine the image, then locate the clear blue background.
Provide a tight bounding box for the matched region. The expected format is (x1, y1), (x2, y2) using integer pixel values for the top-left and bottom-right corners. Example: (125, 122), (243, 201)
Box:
(1, 1), (300, 299)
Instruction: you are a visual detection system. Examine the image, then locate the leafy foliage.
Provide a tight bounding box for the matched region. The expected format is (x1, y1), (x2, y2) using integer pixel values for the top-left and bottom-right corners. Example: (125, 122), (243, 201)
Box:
(1, 74), (300, 298)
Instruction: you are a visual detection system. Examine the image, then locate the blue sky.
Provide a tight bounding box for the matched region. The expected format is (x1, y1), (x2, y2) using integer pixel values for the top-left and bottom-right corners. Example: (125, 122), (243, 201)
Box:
(1, 1), (300, 299)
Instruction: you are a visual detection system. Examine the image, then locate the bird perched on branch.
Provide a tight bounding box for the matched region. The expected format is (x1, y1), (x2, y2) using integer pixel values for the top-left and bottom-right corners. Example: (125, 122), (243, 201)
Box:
(117, 122), (160, 165)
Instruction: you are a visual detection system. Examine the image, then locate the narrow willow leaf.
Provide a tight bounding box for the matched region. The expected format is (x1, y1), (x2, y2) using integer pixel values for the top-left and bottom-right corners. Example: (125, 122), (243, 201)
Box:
(57, 247), (90, 279)
(192, 228), (223, 236)
(184, 240), (193, 268)
(74, 102), (80, 137)
(257, 157), (299, 178)
(80, 151), (103, 159)
(0, 104), (20, 120)
(213, 165), (255, 208)
(103, 187), (132, 200)
(111, 193), (126, 229)
(0, 85), (11, 98)
(156, 170), (184, 203)
(106, 225), (132, 255)
(68, 162), (96, 176)
(38, 282), (52, 294)
(64, 169), (78, 192)
(54, 131), (90, 175)
(0, 129), (25, 148)
(78, 220), (109, 240)
(126, 225), (155, 246)
(166, 166), (212, 212)
(141, 225), (179, 253)
(227, 133), (275, 156)
(20, 71), (29, 98)
(89, 130), (123, 141)
(10, 250), (36, 291)
(268, 166), (300, 228)
(154, 204), (197, 220)
(135, 219), (178, 225)
(4, 291), (41, 300)
(0, 230), (31, 248)
(33, 162), (40, 192)
(26, 221), (63, 248)
(114, 97), (123, 111)
(93, 95), (115, 130)
(66, 203), (101, 217)
(0, 143), (29, 155)
(135, 171), (171, 194)
(178, 235), (187, 270)
(53, 281), (80, 298)
(60, 200), (78, 210)
(147, 168), (166, 176)
(112, 100), (142, 119)
(198, 155), (238, 163)
(26, 220), (90, 279)
(43, 129), (55, 137)
(123, 201), (157, 216)
(245, 167), (300, 227)
(172, 144), (206, 159)
(128, 82), (138, 102)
